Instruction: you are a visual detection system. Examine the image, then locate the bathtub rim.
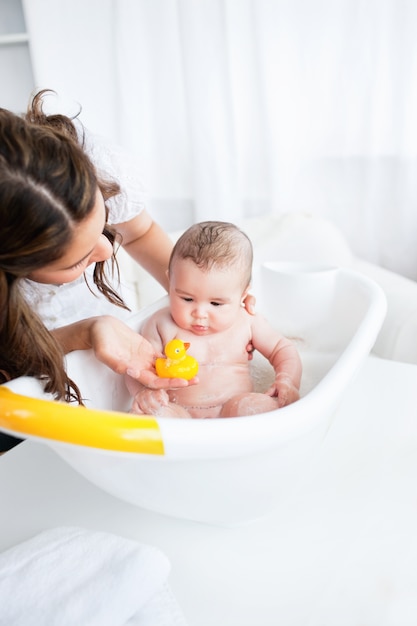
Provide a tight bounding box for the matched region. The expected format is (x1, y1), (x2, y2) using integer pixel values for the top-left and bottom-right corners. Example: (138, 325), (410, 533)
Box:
(0, 266), (387, 459)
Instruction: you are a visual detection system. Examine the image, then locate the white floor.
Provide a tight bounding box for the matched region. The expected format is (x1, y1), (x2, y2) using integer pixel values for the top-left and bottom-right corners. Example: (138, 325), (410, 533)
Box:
(1, 356), (417, 625)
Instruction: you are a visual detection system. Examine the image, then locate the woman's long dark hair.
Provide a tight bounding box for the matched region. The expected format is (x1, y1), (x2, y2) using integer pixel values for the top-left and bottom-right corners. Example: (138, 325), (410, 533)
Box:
(0, 90), (128, 403)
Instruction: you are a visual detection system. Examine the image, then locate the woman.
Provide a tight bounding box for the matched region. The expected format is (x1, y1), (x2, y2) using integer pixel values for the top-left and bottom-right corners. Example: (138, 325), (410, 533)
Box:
(0, 91), (191, 451)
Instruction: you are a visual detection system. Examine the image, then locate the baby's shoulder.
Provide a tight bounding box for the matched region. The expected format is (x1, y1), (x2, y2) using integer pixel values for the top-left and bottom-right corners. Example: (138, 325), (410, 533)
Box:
(247, 309), (277, 338)
(150, 306), (171, 322)
(242, 308), (265, 330)
(140, 306), (171, 335)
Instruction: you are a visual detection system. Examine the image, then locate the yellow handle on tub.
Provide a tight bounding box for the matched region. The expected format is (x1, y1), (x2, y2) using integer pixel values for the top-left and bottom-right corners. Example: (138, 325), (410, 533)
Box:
(0, 388), (164, 454)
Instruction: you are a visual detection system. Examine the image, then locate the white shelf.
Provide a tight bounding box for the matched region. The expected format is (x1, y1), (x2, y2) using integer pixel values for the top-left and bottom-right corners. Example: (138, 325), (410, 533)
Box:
(0, 32), (29, 46)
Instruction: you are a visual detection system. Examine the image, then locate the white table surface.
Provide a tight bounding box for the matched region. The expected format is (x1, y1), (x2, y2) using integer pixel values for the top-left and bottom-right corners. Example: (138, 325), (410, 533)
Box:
(1, 355), (417, 626)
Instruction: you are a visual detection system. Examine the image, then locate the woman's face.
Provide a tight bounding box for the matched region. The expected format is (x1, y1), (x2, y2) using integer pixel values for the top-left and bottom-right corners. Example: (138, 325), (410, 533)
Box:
(28, 189), (113, 285)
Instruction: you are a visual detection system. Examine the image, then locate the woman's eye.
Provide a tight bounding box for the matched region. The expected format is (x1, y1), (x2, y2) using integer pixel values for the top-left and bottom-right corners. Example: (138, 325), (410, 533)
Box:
(69, 259), (86, 271)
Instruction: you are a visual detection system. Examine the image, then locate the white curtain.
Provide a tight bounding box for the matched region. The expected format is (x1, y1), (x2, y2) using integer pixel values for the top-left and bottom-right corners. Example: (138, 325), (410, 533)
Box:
(22, 0), (417, 279)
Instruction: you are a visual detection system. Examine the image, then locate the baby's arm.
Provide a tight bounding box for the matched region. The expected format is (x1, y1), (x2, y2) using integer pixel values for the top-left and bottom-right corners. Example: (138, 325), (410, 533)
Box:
(251, 314), (302, 408)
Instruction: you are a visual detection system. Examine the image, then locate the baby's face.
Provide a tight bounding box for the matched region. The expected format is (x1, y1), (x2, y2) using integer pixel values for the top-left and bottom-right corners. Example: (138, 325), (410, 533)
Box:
(168, 258), (248, 335)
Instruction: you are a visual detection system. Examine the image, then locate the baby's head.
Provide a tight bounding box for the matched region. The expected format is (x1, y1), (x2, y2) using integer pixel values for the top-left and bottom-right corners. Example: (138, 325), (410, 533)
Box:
(169, 221), (253, 288)
(168, 222), (253, 334)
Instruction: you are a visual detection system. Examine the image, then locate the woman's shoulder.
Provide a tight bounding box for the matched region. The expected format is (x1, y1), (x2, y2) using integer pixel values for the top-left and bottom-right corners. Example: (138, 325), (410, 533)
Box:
(81, 126), (148, 224)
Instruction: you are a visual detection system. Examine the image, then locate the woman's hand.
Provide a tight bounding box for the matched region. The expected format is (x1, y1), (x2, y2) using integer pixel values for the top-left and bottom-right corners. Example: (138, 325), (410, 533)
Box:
(243, 292), (256, 315)
(91, 316), (199, 389)
(53, 316), (196, 390)
(242, 293), (256, 359)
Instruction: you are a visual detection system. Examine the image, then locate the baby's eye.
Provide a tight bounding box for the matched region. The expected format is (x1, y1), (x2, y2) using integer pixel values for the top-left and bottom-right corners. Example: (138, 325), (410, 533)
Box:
(210, 301), (222, 307)
(182, 297), (193, 302)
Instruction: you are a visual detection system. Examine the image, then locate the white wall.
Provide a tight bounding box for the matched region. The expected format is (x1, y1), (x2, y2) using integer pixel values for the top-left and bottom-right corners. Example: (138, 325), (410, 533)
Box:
(0, 0), (34, 112)
(5, 0), (417, 279)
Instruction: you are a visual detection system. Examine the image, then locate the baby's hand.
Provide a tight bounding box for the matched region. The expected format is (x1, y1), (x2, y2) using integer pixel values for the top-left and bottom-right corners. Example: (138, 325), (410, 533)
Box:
(266, 374), (300, 408)
(131, 388), (170, 415)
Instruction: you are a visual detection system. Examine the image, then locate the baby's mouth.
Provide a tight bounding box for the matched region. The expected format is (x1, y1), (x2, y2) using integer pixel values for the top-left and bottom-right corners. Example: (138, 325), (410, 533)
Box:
(191, 324), (208, 333)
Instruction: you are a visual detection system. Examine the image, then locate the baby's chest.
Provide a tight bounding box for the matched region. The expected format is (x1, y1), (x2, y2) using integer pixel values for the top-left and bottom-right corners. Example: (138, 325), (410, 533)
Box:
(190, 328), (250, 365)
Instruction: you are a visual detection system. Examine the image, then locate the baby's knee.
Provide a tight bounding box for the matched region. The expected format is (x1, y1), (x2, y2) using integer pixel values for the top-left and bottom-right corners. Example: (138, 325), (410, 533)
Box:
(220, 393), (279, 418)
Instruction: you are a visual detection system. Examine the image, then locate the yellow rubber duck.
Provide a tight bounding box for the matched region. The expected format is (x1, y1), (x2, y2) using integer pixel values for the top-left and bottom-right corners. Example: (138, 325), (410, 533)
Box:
(155, 339), (199, 380)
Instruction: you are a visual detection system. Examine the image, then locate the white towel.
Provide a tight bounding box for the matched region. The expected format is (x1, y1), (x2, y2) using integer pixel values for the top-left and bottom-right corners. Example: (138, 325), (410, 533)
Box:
(0, 527), (188, 626)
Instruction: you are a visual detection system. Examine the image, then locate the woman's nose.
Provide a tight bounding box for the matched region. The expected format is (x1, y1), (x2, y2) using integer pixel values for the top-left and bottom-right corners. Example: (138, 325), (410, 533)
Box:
(89, 234), (113, 264)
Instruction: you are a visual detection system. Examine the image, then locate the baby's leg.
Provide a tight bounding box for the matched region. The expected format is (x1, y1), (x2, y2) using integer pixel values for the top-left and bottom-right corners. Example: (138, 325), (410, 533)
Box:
(220, 392), (279, 418)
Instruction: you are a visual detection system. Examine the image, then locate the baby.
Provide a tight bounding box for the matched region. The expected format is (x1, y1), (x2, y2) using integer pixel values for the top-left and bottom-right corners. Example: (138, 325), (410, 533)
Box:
(125, 221), (302, 418)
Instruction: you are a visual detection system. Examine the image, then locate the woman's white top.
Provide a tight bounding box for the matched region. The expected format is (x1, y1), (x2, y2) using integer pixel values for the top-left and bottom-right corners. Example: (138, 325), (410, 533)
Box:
(21, 126), (147, 329)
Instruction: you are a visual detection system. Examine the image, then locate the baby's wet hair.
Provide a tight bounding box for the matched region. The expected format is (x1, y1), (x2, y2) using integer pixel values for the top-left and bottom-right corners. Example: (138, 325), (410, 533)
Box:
(169, 221), (253, 288)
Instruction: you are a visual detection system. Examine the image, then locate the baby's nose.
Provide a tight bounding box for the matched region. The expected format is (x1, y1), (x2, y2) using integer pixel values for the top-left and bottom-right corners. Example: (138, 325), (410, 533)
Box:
(192, 304), (207, 319)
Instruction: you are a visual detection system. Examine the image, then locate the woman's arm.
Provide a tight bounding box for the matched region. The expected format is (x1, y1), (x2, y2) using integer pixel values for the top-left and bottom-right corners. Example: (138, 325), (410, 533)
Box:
(115, 210), (173, 290)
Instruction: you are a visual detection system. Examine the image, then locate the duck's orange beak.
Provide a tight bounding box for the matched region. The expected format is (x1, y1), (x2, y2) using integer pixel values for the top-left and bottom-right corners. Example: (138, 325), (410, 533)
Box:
(184, 342), (190, 350)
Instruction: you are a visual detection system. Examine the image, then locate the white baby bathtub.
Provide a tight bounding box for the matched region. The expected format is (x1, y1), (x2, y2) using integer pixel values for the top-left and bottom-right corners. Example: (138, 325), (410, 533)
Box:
(0, 263), (386, 525)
